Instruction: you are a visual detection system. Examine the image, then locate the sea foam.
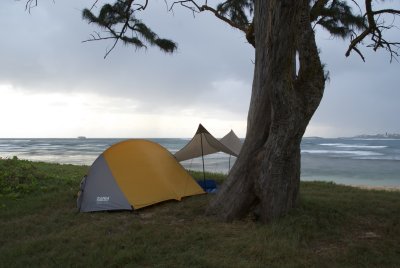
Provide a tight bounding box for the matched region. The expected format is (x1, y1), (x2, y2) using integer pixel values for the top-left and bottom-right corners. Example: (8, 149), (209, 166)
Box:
(302, 150), (383, 156)
(319, 143), (387, 149)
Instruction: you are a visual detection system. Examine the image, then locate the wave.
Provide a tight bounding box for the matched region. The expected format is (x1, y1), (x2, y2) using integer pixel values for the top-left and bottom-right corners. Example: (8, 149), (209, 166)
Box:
(301, 150), (383, 156)
(319, 143), (387, 149)
(354, 156), (400, 161)
(8, 139), (31, 143)
(352, 138), (400, 141)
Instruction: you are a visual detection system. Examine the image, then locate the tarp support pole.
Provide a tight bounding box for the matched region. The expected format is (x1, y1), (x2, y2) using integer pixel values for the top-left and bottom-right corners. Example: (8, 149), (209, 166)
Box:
(229, 155), (231, 171)
(200, 134), (206, 189)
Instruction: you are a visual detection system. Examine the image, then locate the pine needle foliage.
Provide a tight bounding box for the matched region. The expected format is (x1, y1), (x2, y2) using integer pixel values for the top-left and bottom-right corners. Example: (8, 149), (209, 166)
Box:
(78, 0), (397, 59)
(216, 0), (254, 28)
(200, 0), (365, 47)
(208, 0), (365, 37)
(311, 0), (366, 39)
(82, 1), (177, 56)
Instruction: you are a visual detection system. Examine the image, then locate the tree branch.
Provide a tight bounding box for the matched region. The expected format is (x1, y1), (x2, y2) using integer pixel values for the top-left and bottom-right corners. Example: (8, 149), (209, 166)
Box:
(346, 0), (400, 62)
(200, 5), (247, 32)
(169, 0), (255, 47)
(371, 9), (400, 17)
(169, 0), (202, 13)
(82, 0), (177, 58)
(25, 0), (38, 13)
(90, 0), (100, 11)
(103, 0), (135, 58)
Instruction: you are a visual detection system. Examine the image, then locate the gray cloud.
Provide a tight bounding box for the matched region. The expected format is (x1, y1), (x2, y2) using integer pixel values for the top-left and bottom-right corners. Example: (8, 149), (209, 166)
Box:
(1, 0), (254, 115)
(312, 27), (400, 136)
(0, 0), (399, 137)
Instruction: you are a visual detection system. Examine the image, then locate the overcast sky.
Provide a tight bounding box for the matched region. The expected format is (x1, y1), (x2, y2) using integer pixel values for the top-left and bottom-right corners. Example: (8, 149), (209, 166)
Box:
(0, 0), (399, 138)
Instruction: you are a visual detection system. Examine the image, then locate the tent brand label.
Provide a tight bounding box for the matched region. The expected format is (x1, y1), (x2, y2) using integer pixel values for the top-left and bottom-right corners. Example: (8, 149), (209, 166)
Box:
(96, 196), (110, 202)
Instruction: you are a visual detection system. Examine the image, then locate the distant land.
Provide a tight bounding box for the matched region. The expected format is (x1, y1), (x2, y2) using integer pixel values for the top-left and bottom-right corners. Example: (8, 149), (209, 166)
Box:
(304, 133), (400, 139)
(352, 133), (400, 139)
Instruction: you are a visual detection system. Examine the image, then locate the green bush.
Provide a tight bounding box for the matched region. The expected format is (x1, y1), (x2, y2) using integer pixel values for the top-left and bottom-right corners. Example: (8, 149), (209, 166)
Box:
(0, 156), (47, 196)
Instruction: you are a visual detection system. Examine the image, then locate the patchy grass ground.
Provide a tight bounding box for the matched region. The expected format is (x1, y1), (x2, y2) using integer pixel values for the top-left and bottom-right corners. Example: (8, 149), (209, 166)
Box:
(0, 158), (399, 267)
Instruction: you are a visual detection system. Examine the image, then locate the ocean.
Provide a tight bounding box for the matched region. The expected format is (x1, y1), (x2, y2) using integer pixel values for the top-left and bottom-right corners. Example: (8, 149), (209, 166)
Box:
(0, 137), (399, 187)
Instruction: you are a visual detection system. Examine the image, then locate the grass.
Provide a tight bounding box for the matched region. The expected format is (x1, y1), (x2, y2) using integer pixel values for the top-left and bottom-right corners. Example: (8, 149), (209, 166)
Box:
(0, 158), (399, 267)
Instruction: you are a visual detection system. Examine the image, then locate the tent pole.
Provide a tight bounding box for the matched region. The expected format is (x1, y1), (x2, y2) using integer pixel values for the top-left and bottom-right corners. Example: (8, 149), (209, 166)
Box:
(200, 134), (206, 189)
(228, 155), (231, 171)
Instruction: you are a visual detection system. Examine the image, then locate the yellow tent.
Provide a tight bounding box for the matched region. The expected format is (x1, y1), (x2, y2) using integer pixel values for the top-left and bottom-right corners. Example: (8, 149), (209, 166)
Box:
(77, 139), (204, 212)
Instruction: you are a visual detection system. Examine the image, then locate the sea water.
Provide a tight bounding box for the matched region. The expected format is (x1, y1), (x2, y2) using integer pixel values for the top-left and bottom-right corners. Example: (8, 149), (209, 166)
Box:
(0, 137), (399, 187)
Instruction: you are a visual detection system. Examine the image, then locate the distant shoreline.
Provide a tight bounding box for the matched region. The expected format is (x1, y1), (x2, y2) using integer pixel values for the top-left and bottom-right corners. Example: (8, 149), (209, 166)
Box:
(351, 133), (400, 139)
(303, 135), (400, 139)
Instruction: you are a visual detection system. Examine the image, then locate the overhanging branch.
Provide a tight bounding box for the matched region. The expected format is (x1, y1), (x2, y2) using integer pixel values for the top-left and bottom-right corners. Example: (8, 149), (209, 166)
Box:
(169, 0), (255, 47)
(200, 5), (247, 32)
(25, 0), (38, 13)
(346, 0), (400, 62)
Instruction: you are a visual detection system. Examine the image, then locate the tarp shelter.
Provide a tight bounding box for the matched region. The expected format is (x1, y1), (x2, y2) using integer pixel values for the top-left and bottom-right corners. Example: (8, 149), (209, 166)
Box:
(77, 139), (205, 212)
(220, 130), (243, 169)
(220, 130), (242, 156)
(174, 124), (237, 162)
(174, 124), (238, 191)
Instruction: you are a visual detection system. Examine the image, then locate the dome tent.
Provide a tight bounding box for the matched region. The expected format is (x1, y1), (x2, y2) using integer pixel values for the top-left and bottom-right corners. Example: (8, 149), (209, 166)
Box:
(77, 139), (204, 212)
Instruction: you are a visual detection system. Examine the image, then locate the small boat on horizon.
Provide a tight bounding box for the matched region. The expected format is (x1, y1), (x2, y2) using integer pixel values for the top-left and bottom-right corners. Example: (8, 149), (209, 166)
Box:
(77, 136), (87, 139)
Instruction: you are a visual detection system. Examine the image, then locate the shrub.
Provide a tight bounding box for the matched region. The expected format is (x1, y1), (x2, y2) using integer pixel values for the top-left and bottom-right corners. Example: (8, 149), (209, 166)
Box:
(0, 156), (46, 196)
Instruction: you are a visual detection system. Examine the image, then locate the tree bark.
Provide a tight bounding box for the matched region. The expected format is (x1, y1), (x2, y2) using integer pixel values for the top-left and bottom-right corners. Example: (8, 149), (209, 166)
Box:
(207, 0), (325, 223)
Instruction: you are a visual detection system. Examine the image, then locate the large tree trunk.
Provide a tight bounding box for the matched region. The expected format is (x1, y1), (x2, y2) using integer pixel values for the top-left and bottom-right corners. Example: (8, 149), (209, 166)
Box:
(207, 0), (325, 223)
